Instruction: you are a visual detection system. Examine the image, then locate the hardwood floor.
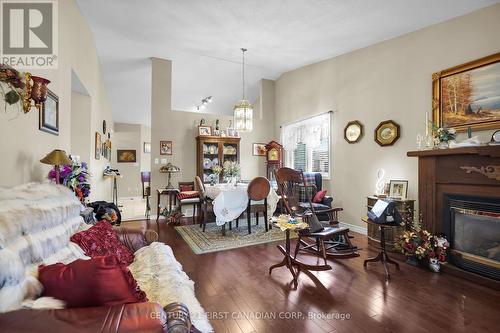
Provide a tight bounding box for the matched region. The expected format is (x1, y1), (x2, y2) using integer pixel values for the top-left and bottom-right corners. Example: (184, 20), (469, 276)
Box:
(125, 219), (500, 333)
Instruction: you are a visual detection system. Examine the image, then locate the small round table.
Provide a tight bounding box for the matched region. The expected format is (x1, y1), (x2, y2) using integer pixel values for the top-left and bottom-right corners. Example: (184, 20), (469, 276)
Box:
(362, 217), (400, 279)
(156, 188), (180, 221)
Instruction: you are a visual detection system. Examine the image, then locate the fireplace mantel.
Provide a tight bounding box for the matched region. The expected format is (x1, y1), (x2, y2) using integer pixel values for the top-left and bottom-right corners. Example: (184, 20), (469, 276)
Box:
(407, 145), (500, 233)
(408, 145), (500, 288)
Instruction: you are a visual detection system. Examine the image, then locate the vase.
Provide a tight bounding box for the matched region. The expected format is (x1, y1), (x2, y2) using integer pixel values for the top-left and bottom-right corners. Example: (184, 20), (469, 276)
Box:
(406, 257), (419, 266)
(437, 141), (449, 149)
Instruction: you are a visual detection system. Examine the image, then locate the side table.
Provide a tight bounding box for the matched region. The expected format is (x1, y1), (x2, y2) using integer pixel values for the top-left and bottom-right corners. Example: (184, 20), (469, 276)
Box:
(362, 217), (400, 279)
(157, 188), (180, 221)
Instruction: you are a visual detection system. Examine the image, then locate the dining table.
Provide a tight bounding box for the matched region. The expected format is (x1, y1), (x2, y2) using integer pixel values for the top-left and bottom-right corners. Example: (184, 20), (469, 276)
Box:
(204, 182), (280, 226)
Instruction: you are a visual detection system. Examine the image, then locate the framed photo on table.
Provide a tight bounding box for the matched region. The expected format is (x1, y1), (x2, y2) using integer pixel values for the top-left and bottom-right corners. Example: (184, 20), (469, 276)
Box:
(389, 180), (408, 199)
(39, 90), (59, 135)
(198, 126), (212, 136)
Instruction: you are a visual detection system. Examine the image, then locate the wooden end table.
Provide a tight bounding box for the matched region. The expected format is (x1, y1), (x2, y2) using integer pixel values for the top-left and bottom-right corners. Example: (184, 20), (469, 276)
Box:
(362, 217), (400, 279)
(156, 188), (180, 221)
(269, 217), (332, 288)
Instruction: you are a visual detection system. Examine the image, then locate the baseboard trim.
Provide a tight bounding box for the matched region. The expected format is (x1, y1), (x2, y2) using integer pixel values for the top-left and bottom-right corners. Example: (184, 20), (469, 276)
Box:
(339, 222), (367, 235)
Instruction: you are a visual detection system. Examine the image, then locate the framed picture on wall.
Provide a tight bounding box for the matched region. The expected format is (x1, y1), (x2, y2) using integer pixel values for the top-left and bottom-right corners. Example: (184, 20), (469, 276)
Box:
(39, 90), (59, 135)
(252, 143), (267, 156)
(432, 52), (500, 131)
(144, 142), (151, 153)
(117, 149), (137, 163)
(95, 132), (101, 160)
(160, 141), (172, 155)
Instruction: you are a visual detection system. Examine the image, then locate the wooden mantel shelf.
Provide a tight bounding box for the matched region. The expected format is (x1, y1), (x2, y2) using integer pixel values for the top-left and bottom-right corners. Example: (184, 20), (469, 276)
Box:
(407, 145), (500, 158)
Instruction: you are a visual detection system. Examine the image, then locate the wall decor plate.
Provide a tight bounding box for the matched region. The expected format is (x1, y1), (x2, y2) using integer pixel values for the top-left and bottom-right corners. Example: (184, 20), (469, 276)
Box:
(344, 120), (363, 143)
(375, 120), (400, 146)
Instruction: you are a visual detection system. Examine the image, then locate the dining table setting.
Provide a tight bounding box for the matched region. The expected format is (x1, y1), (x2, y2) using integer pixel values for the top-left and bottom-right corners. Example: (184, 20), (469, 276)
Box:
(204, 182), (280, 226)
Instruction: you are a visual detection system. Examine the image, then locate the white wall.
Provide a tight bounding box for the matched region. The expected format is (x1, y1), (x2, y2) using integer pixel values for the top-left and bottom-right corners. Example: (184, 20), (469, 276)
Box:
(0, 0), (113, 201)
(274, 4), (500, 228)
(112, 123), (151, 198)
(150, 58), (275, 211)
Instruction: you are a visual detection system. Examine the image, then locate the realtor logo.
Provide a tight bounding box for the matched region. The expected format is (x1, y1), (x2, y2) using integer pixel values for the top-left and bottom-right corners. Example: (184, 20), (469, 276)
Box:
(1, 0), (58, 68)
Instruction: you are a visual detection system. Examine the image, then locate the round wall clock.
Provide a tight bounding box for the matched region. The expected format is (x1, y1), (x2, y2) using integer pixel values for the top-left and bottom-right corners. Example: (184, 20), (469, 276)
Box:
(344, 120), (364, 143)
(375, 120), (401, 146)
(491, 129), (500, 143)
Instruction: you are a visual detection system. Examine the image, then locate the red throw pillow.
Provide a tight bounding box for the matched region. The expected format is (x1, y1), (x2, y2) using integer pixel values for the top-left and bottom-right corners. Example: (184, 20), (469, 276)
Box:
(177, 190), (199, 200)
(39, 256), (147, 308)
(313, 190), (327, 203)
(180, 184), (194, 192)
(70, 220), (134, 266)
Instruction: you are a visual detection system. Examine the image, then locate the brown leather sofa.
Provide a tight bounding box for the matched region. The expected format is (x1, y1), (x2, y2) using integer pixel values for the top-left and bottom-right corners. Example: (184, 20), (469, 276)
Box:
(0, 227), (195, 333)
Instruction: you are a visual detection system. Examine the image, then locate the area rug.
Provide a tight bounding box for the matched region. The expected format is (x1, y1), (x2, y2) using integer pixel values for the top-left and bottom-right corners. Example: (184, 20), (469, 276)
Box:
(175, 222), (294, 254)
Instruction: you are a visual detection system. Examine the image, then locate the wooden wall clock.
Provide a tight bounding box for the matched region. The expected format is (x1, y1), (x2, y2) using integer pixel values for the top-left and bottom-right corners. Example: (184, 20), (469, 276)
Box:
(265, 140), (283, 181)
(375, 120), (400, 146)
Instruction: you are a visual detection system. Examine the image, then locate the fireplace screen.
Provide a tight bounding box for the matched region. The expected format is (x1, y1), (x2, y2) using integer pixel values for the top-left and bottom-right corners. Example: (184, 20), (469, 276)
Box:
(453, 209), (500, 265)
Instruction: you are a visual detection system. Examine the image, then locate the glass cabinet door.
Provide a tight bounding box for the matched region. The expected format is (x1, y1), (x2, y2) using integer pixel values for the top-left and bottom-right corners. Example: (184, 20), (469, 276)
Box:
(201, 141), (220, 182)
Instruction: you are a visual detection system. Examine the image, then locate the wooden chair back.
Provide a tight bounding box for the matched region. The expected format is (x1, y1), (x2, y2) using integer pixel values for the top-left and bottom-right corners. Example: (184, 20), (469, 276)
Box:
(247, 177), (270, 201)
(275, 167), (311, 215)
(179, 181), (195, 192)
(194, 176), (206, 199)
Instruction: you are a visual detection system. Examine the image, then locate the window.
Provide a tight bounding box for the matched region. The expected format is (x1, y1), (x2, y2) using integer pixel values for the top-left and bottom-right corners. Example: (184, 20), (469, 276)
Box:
(281, 112), (331, 178)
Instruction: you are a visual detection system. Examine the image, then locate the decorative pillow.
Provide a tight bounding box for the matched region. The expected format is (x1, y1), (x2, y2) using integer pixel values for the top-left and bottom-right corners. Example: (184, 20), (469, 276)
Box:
(177, 190), (199, 201)
(70, 220), (134, 266)
(313, 190), (327, 203)
(39, 256), (147, 308)
(179, 184), (194, 192)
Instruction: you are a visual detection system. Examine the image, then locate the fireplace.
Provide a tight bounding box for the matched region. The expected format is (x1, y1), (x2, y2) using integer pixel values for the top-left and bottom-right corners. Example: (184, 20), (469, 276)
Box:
(408, 145), (500, 288)
(444, 195), (500, 280)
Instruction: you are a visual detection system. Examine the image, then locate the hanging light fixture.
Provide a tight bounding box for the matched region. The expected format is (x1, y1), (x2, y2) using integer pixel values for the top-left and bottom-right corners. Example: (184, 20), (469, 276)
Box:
(234, 48), (253, 132)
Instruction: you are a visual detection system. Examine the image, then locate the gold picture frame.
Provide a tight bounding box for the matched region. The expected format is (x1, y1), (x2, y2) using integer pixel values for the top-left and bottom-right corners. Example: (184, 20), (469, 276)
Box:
(432, 52), (500, 132)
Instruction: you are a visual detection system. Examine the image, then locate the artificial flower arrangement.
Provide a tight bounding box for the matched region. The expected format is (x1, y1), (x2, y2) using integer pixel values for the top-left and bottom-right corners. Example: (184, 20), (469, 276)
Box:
(48, 158), (91, 203)
(394, 214), (449, 272)
(211, 164), (222, 176)
(0, 64), (25, 110)
(432, 125), (456, 147)
(223, 161), (240, 178)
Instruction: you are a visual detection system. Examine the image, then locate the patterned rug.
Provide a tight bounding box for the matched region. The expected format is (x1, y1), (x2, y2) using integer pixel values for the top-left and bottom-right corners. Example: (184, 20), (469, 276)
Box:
(175, 222), (294, 254)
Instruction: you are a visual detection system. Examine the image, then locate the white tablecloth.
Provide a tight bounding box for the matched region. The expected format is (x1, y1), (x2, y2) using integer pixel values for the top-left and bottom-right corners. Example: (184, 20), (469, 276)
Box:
(205, 183), (279, 226)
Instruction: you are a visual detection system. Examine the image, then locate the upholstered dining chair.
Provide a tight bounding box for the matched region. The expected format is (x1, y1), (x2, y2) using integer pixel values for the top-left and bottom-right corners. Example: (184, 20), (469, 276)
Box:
(236, 177), (271, 234)
(275, 167), (359, 262)
(177, 181), (200, 223)
(141, 171), (151, 218)
(195, 176), (213, 232)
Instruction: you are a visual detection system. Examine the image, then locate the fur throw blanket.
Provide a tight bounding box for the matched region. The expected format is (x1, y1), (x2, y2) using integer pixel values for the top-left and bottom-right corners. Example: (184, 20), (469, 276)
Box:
(129, 242), (213, 333)
(0, 183), (89, 312)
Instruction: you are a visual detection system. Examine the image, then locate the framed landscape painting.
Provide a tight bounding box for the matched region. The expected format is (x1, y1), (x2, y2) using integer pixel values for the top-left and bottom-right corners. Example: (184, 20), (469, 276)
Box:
(117, 149), (137, 163)
(432, 52), (500, 132)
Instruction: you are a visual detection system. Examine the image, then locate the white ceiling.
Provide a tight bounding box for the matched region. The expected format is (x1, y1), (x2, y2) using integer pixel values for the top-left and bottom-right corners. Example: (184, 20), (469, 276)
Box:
(76, 0), (499, 126)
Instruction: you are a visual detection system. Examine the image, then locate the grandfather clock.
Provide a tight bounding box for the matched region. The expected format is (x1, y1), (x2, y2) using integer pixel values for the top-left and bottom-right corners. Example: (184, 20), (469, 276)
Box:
(265, 141), (283, 181)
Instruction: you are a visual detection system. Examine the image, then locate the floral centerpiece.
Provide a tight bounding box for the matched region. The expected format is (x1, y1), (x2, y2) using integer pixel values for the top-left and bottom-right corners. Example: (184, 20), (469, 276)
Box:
(223, 161), (240, 185)
(48, 159), (91, 203)
(394, 214), (449, 272)
(432, 125), (456, 148)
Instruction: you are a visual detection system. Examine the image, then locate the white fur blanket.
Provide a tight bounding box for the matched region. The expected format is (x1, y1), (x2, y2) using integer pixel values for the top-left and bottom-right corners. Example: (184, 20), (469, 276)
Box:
(129, 242), (213, 333)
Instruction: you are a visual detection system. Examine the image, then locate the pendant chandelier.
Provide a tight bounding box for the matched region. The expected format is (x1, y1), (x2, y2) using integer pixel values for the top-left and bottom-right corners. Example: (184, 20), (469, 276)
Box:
(234, 48), (253, 132)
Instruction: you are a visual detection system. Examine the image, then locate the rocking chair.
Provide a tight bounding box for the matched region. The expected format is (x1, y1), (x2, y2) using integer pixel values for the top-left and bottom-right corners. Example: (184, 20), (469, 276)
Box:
(275, 168), (359, 262)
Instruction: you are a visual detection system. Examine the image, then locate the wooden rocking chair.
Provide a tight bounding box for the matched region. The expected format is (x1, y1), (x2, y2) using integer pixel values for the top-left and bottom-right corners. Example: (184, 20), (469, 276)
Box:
(275, 167), (359, 262)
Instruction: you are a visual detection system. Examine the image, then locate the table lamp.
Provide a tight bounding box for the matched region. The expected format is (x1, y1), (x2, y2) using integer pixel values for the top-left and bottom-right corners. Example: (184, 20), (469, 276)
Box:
(40, 149), (72, 184)
(159, 162), (180, 189)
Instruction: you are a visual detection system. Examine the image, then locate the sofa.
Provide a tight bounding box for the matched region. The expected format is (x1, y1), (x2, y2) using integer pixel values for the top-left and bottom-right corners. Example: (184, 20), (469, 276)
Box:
(0, 183), (212, 333)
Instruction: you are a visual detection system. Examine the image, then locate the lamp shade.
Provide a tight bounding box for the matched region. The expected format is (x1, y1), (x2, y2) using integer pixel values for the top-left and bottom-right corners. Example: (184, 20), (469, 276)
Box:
(159, 163), (180, 173)
(40, 149), (72, 166)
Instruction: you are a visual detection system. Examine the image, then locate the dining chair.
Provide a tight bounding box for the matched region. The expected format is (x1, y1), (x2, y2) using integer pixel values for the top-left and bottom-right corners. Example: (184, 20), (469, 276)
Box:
(195, 176), (213, 232)
(177, 181), (200, 224)
(240, 177), (270, 234)
(141, 171), (151, 218)
(275, 167), (359, 262)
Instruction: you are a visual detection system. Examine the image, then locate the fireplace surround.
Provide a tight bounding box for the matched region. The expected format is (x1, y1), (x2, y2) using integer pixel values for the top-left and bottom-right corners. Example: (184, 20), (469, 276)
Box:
(408, 146), (500, 288)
